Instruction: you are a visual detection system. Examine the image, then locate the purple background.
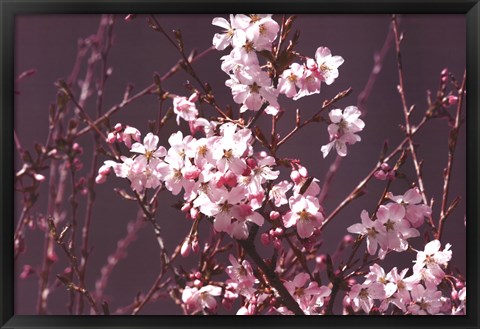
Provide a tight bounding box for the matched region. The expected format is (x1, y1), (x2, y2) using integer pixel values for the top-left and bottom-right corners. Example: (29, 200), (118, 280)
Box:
(14, 14), (466, 315)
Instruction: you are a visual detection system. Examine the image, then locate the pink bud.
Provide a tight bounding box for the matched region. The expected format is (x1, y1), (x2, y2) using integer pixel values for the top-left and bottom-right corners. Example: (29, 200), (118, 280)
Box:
(47, 250), (58, 263)
(274, 227), (283, 236)
(107, 132), (116, 143)
(114, 123), (123, 131)
(72, 143), (82, 153)
(380, 163), (391, 171)
(374, 170), (387, 181)
(316, 254), (326, 264)
(193, 279), (202, 287)
(190, 207), (200, 220)
(342, 234), (354, 245)
(181, 203), (192, 213)
(260, 233), (270, 245)
(223, 171), (238, 187)
(194, 271), (202, 279)
(290, 170), (302, 184)
(241, 167), (252, 176)
(445, 95), (458, 106)
(95, 174), (107, 184)
(246, 158), (257, 169)
(33, 173), (46, 182)
(98, 164), (111, 176)
(180, 240), (191, 257)
(269, 211), (280, 220)
(20, 265), (35, 279)
(298, 166), (308, 177)
(188, 93), (199, 103)
(441, 68), (448, 76)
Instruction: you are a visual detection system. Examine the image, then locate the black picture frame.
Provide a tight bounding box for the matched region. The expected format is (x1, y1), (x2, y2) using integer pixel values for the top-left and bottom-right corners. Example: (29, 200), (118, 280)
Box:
(1, 1), (479, 328)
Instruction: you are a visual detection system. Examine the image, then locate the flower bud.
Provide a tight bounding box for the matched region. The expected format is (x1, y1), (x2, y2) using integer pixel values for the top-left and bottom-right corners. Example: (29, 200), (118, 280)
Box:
(180, 240), (190, 257)
(114, 123), (123, 131)
(380, 163), (391, 171)
(445, 95), (458, 107)
(290, 170), (301, 184)
(246, 158), (257, 169)
(33, 173), (46, 182)
(95, 174), (107, 184)
(269, 211), (280, 220)
(107, 132), (116, 143)
(193, 279), (202, 287)
(342, 234), (354, 245)
(190, 208), (200, 221)
(20, 265), (35, 279)
(181, 203), (192, 213)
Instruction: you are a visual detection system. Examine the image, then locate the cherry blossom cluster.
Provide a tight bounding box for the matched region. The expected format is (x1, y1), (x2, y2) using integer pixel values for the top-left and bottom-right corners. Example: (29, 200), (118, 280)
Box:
(345, 239), (464, 315)
(275, 166), (325, 240)
(275, 273), (331, 315)
(321, 106), (365, 158)
(213, 14), (345, 116)
(97, 120), (283, 240)
(223, 255), (265, 315)
(347, 188), (431, 259)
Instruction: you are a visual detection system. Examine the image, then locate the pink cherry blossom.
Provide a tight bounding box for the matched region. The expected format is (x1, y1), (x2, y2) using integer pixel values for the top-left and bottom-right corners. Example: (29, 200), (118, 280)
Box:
(130, 132), (167, 163)
(348, 282), (386, 314)
(212, 15), (249, 50)
(269, 180), (293, 207)
(364, 264), (397, 298)
(347, 210), (386, 255)
(321, 106), (365, 158)
(226, 65), (279, 114)
(375, 203), (419, 257)
(182, 285), (222, 314)
(278, 63), (305, 98)
(173, 94), (199, 125)
(387, 188), (432, 228)
(407, 284), (442, 315)
(121, 125), (141, 148)
(314, 46), (344, 85)
(284, 272), (331, 314)
(283, 194), (324, 239)
(412, 240), (452, 287)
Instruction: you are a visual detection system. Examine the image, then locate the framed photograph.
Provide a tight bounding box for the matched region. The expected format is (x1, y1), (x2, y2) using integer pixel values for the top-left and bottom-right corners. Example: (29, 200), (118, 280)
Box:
(1, 1), (479, 329)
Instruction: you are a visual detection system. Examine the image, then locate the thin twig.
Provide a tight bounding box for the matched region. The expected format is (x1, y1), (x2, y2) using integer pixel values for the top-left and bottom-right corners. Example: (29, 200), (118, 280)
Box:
(437, 70), (466, 240)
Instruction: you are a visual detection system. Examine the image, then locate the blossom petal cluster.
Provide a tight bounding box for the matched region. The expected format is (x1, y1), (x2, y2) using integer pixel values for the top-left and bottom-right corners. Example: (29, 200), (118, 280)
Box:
(321, 106), (365, 158)
(278, 47), (344, 100)
(212, 15), (345, 117)
(276, 272), (331, 315)
(97, 121), (280, 240)
(280, 165), (325, 239)
(346, 250), (461, 315)
(347, 188), (431, 259)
